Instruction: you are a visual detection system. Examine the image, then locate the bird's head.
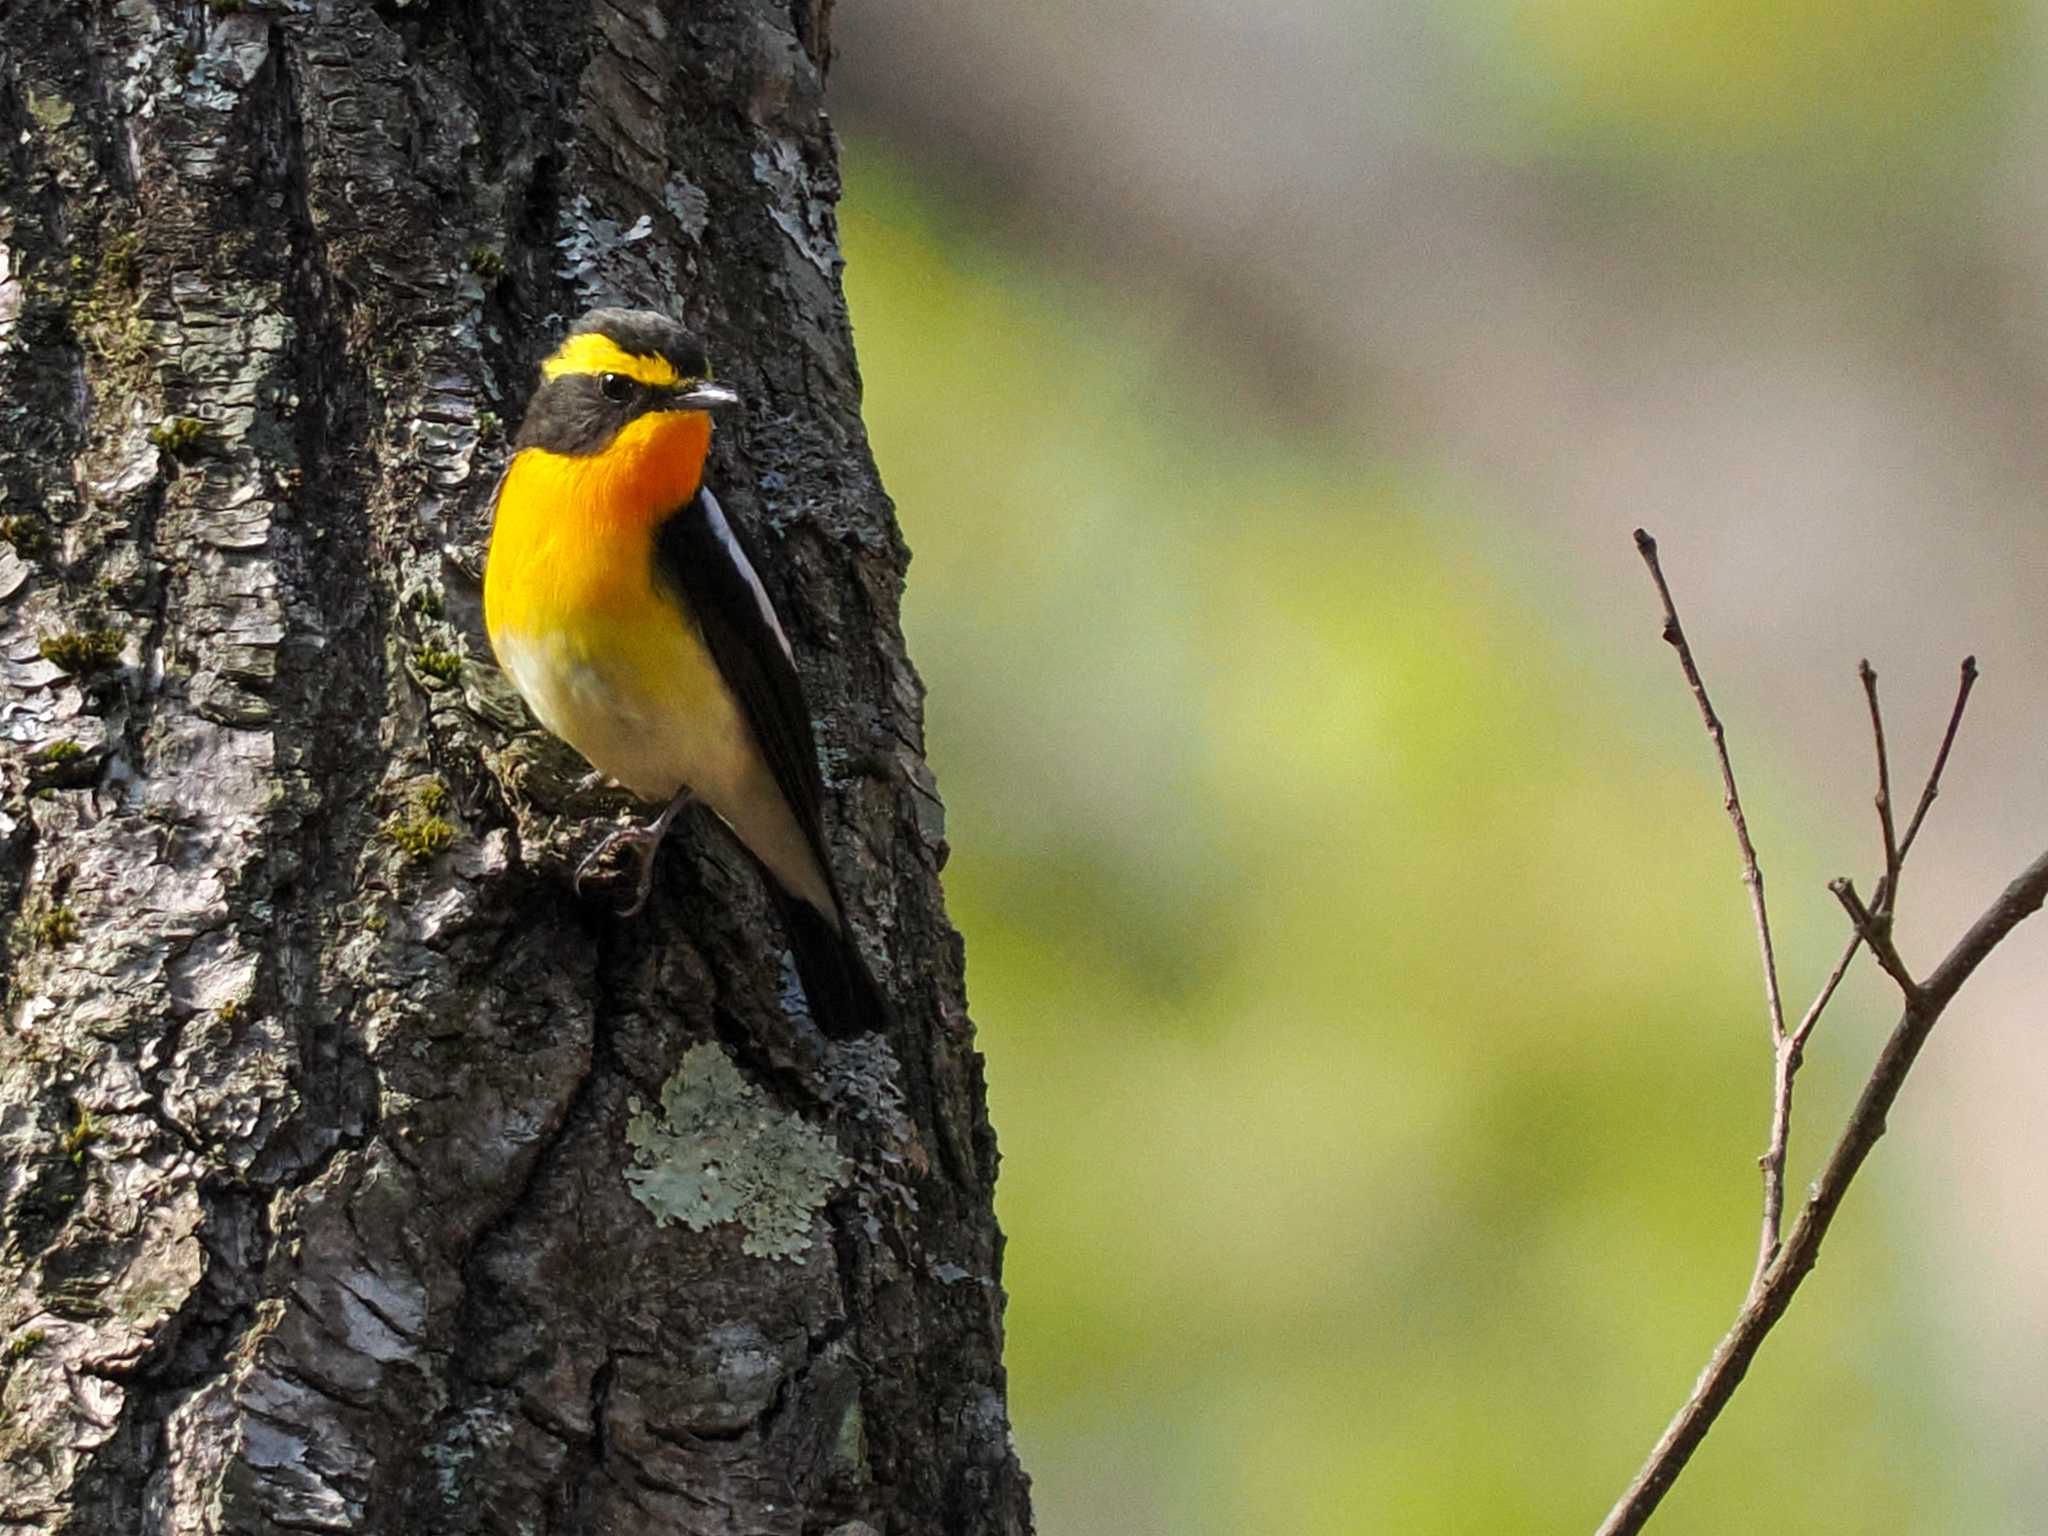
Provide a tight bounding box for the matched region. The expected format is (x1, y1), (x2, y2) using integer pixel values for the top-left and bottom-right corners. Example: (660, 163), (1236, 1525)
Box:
(515, 308), (739, 457)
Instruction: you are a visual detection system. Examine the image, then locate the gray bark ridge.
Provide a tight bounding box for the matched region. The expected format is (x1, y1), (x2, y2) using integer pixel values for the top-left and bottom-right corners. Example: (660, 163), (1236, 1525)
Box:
(0, 3), (1028, 1532)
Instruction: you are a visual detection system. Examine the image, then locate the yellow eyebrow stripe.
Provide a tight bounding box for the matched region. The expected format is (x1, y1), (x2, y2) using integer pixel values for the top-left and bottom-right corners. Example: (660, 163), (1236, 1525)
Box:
(541, 332), (681, 387)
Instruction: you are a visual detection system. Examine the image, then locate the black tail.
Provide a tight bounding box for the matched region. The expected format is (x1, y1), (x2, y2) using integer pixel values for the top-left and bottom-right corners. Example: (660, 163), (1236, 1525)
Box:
(776, 891), (892, 1039)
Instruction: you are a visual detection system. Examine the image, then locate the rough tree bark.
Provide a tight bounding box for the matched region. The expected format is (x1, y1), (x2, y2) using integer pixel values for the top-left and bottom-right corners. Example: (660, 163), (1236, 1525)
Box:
(0, 2), (1030, 1532)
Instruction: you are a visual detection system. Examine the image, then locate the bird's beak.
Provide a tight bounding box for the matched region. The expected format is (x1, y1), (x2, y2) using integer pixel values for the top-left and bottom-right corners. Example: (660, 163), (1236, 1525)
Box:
(674, 380), (740, 411)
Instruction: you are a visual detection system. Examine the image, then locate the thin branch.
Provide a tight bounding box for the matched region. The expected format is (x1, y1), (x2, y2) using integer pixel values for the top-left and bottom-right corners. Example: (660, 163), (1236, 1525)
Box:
(1597, 847), (2048, 1536)
(1751, 1040), (1798, 1284)
(1632, 530), (1788, 1048)
(1859, 661), (1901, 908)
(1633, 530), (1795, 1283)
(1607, 545), (2008, 1533)
(1787, 928), (1861, 1056)
(1757, 666), (1924, 1286)
(1829, 878), (1919, 1000)
(1786, 656), (1975, 1061)
(1756, 921), (1870, 1290)
(1898, 656), (1979, 860)
(1754, 922), (1867, 1288)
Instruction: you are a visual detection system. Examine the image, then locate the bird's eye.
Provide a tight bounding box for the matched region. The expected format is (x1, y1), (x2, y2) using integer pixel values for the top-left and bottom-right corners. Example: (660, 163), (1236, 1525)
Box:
(598, 372), (635, 403)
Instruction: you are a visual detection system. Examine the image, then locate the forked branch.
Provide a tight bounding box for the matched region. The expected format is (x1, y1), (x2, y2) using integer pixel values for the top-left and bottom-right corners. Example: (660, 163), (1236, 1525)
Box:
(1596, 538), (2032, 1536)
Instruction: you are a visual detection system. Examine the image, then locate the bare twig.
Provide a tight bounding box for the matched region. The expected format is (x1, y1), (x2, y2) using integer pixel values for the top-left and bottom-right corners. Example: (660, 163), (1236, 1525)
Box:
(1634, 530), (1793, 1281)
(1786, 656), (1976, 1063)
(1632, 530), (1788, 1050)
(1758, 921), (1868, 1288)
(1600, 540), (2028, 1536)
(1829, 878), (1918, 999)
(1898, 657), (1979, 860)
(1596, 848), (2048, 1536)
(1859, 661), (1901, 907)
(1786, 929), (1860, 1056)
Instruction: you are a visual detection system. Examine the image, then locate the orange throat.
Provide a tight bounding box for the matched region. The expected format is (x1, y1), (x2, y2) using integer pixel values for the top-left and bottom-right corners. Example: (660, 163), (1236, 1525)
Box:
(485, 409), (714, 637)
(577, 409), (713, 535)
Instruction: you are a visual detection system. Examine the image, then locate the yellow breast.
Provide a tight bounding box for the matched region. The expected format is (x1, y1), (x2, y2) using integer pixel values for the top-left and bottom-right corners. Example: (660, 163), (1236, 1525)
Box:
(484, 419), (748, 803)
(484, 412), (710, 638)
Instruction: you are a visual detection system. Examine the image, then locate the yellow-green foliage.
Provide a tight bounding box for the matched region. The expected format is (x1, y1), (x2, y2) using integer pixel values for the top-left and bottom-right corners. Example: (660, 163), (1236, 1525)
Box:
(38, 628), (123, 676)
(383, 780), (456, 863)
(412, 646), (462, 684)
(61, 1106), (98, 1165)
(2, 1329), (45, 1363)
(148, 416), (206, 455)
(29, 908), (78, 949)
(466, 246), (507, 282)
(99, 230), (140, 288)
(27, 739), (92, 790)
(384, 811), (454, 863)
(0, 516), (51, 560)
(76, 229), (150, 388)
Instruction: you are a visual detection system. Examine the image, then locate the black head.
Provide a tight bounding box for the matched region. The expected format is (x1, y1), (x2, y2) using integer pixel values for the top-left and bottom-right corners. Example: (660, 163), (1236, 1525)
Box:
(514, 308), (736, 456)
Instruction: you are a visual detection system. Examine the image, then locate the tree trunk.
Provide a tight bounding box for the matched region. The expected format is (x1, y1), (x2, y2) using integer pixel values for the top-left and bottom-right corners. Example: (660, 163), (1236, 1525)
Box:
(0, 3), (1029, 1532)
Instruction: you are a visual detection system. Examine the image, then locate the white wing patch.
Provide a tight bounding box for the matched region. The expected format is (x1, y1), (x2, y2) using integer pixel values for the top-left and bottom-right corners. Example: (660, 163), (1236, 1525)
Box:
(701, 487), (795, 666)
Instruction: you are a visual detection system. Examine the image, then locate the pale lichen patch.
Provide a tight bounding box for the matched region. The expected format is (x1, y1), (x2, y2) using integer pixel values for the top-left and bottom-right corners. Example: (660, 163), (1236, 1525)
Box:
(0, 243), (23, 343)
(24, 89), (75, 134)
(624, 1043), (845, 1260)
(426, 1403), (514, 1505)
(553, 193), (655, 294)
(661, 174), (709, 240)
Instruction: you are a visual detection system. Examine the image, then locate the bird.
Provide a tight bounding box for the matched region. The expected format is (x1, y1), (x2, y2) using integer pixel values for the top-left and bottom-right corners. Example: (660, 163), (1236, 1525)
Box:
(483, 307), (888, 1038)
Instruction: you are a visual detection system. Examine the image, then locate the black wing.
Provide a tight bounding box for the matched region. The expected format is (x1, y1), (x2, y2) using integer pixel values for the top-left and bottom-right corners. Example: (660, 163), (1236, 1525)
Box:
(652, 487), (891, 1037)
(651, 485), (835, 901)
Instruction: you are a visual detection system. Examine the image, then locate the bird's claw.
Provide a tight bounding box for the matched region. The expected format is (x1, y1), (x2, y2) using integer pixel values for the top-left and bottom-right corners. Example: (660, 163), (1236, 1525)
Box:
(572, 792), (692, 917)
(573, 824), (663, 916)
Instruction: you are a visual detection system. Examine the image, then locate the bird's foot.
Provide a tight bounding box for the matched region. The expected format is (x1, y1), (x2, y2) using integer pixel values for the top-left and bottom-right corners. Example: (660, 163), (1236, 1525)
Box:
(572, 791), (692, 917)
(573, 824), (665, 915)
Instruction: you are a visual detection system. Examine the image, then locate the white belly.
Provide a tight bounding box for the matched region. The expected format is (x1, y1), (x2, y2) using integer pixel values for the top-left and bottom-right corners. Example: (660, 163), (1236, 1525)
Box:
(492, 625), (836, 917)
(495, 625), (747, 803)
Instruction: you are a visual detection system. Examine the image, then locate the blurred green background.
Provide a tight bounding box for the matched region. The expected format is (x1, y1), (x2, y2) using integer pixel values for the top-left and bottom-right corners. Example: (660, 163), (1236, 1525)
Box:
(832, 1), (2047, 1530)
